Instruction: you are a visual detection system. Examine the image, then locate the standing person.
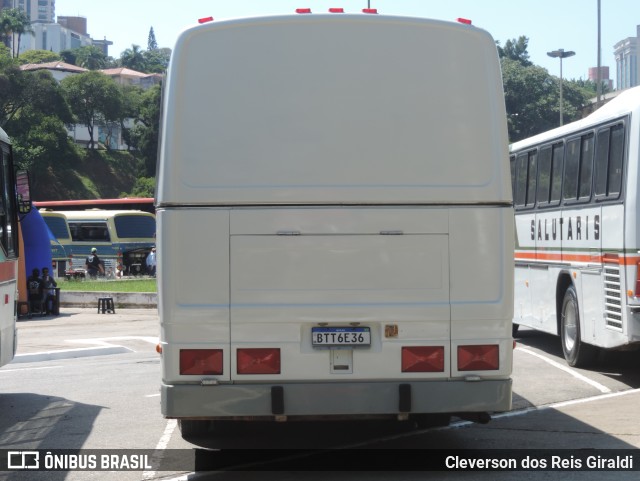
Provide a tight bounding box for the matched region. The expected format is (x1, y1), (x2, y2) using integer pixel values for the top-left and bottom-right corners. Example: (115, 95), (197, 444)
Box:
(146, 247), (157, 277)
(41, 267), (58, 315)
(26, 268), (45, 314)
(85, 248), (104, 279)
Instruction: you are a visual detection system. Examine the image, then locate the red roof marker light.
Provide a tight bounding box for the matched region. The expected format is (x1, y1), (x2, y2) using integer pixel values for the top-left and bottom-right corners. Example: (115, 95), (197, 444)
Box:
(296, 8), (312, 14)
(198, 16), (214, 24)
(362, 8), (378, 14)
(456, 18), (472, 25)
(329, 8), (344, 13)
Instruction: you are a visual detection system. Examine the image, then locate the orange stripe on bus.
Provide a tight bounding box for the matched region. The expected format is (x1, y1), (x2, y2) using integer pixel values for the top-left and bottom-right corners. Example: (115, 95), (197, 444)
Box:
(515, 252), (640, 265)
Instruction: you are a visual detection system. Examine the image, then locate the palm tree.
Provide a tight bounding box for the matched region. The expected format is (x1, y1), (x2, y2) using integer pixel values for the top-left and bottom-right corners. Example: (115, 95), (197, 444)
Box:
(0, 8), (33, 58)
(120, 44), (146, 72)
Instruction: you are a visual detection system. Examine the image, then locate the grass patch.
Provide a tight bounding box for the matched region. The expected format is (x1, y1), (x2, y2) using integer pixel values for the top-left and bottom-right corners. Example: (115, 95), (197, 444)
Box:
(59, 278), (157, 293)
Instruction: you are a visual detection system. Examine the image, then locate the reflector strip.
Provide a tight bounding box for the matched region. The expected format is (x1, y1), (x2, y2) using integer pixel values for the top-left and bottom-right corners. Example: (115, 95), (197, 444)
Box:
(458, 345), (499, 371)
(401, 346), (445, 372)
(237, 348), (281, 374)
(180, 349), (223, 375)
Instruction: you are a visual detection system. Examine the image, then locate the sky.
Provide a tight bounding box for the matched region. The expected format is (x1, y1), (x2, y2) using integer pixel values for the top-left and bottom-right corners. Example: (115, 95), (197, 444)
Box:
(55, 0), (639, 86)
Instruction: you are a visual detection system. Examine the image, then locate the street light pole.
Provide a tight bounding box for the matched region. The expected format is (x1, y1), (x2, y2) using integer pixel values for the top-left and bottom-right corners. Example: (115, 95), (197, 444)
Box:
(547, 49), (576, 126)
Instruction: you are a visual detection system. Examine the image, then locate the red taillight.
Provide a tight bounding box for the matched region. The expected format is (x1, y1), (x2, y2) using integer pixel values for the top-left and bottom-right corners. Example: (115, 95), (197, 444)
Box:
(329, 8), (344, 13)
(237, 348), (281, 374)
(401, 346), (445, 372)
(362, 8), (378, 14)
(457, 18), (472, 25)
(198, 16), (214, 24)
(296, 8), (312, 14)
(180, 349), (223, 375)
(458, 345), (499, 371)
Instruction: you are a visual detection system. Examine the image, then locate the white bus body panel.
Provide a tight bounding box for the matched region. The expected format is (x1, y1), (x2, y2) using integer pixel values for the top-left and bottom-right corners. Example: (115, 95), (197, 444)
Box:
(158, 14), (513, 419)
(157, 15), (511, 206)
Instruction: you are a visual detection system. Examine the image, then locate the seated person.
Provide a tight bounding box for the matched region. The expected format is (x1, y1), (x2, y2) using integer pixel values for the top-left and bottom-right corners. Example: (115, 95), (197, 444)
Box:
(41, 267), (58, 315)
(26, 268), (45, 314)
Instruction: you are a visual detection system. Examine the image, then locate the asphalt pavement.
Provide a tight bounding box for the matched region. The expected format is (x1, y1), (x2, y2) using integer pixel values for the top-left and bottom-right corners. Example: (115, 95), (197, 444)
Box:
(11, 307), (640, 452)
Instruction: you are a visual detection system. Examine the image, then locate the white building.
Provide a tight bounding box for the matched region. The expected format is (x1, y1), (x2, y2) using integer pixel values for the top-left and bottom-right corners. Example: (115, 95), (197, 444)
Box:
(614, 25), (639, 90)
(18, 21), (92, 55)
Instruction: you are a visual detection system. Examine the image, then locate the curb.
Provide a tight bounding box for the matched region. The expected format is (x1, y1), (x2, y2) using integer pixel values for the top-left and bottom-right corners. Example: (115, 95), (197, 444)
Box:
(60, 291), (157, 309)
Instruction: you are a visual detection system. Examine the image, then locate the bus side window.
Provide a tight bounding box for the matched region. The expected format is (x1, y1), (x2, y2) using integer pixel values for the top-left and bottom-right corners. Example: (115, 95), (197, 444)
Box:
(596, 123), (624, 199)
(510, 155), (516, 201)
(515, 153), (528, 207)
(578, 133), (594, 201)
(564, 138), (580, 201)
(525, 150), (537, 207)
(537, 146), (552, 204)
(550, 142), (564, 204)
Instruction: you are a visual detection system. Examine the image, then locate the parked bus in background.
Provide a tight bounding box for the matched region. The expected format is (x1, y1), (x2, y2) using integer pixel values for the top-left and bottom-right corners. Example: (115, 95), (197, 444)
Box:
(38, 210), (70, 278)
(41, 210), (156, 276)
(0, 127), (30, 368)
(157, 12), (514, 440)
(35, 198), (155, 214)
(510, 85), (640, 367)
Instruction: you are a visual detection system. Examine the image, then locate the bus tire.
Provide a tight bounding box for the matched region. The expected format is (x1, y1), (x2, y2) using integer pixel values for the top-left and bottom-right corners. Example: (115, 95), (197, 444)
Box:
(560, 286), (598, 367)
(178, 419), (211, 438)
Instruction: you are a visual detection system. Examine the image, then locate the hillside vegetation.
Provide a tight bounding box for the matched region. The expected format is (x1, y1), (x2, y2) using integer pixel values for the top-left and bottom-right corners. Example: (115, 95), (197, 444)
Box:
(33, 149), (143, 201)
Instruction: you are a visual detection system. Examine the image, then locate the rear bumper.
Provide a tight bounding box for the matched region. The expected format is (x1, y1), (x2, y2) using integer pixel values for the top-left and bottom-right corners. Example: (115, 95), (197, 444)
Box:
(162, 379), (512, 419)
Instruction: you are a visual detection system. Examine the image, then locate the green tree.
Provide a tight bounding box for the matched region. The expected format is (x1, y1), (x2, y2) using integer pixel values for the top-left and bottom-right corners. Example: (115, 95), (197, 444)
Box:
(129, 83), (161, 175)
(497, 36), (532, 67)
(147, 27), (158, 51)
(75, 45), (107, 70)
(61, 71), (123, 149)
(0, 8), (33, 58)
(126, 176), (155, 197)
(59, 49), (77, 65)
(18, 49), (61, 65)
(501, 58), (589, 142)
(142, 48), (170, 73)
(120, 44), (146, 71)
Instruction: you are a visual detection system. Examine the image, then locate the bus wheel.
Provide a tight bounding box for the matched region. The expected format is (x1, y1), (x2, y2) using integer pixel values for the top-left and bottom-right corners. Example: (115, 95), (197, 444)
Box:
(178, 419), (211, 438)
(560, 286), (598, 367)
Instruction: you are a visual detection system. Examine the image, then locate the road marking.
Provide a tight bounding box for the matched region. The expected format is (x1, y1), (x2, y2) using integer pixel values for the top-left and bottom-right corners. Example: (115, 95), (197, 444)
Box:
(516, 346), (612, 393)
(138, 388), (640, 476)
(142, 418), (178, 480)
(0, 365), (63, 373)
(12, 346), (131, 363)
(67, 336), (159, 348)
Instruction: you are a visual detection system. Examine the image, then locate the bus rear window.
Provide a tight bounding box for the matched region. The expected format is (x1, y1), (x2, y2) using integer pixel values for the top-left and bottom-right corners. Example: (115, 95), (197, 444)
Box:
(114, 215), (155, 239)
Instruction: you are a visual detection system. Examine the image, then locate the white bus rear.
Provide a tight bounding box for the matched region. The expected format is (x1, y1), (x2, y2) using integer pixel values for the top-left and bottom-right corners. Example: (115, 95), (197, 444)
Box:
(157, 12), (513, 438)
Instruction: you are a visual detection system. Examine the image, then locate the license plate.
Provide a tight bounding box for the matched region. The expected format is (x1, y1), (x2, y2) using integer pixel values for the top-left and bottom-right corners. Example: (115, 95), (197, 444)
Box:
(312, 326), (371, 347)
